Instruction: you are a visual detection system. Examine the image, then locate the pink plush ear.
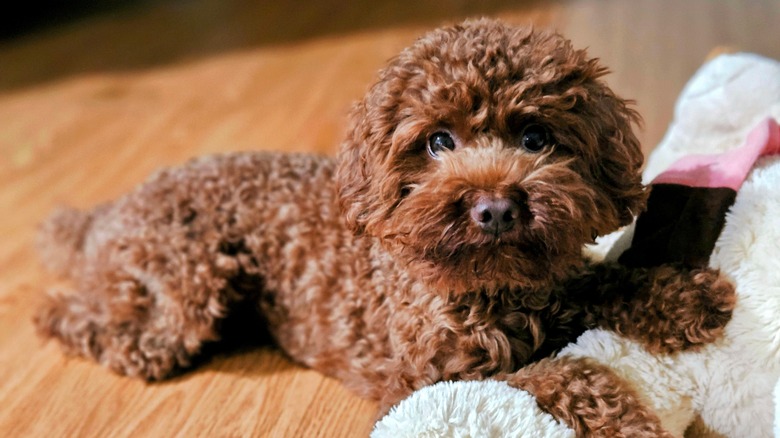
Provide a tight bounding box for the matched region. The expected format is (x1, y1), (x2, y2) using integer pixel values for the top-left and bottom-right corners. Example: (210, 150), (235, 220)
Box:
(652, 118), (780, 190)
(620, 118), (780, 268)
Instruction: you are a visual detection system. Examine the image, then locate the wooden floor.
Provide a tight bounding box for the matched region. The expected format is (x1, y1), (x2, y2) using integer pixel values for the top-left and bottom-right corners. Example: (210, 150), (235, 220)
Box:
(1, 1), (778, 436)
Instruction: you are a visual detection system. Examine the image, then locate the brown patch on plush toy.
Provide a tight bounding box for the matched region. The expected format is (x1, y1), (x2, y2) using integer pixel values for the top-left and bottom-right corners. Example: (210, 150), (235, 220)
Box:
(35, 18), (735, 426)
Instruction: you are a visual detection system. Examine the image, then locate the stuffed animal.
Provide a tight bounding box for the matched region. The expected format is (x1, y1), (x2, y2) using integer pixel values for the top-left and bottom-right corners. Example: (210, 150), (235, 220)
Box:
(373, 52), (780, 438)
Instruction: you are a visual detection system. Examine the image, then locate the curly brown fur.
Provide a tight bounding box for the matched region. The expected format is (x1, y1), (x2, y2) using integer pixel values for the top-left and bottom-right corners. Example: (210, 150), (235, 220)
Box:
(338, 20), (647, 293)
(574, 263), (736, 354)
(35, 18), (735, 430)
(498, 356), (673, 437)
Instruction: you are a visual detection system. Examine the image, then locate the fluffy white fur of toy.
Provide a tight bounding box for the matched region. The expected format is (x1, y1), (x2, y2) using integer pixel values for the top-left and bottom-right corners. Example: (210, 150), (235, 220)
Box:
(372, 52), (780, 438)
(371, 380), (574, 438)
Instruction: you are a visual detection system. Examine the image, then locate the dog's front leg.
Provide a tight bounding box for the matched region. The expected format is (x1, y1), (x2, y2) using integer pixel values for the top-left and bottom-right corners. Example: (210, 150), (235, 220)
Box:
(569, 262), (736, 354)
(495, 356), (674, 437)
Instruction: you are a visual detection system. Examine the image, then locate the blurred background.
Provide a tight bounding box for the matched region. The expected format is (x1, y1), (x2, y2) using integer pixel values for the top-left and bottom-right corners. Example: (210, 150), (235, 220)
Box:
(3, 1), (780, 163)
(1, 1), (779, 436)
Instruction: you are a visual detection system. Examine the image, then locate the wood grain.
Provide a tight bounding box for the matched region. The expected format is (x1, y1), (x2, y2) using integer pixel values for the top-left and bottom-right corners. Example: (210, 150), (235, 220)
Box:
(1, 1), (778, 436)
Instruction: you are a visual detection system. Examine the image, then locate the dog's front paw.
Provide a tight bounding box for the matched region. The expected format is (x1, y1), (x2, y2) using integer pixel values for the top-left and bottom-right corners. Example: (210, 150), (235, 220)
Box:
(648, 265), (736, 352)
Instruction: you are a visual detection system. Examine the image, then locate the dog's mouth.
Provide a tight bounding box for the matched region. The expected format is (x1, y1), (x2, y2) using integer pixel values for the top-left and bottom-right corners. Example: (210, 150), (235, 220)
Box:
(378, 224), (582, 295)
(397, 235), (570, 293)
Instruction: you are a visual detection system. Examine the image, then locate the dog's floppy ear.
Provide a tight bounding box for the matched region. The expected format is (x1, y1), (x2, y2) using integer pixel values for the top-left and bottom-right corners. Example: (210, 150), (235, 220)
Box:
(588, 84), (648, 232)
(336, 101), (374, 234)
(335, 73), (403, 234)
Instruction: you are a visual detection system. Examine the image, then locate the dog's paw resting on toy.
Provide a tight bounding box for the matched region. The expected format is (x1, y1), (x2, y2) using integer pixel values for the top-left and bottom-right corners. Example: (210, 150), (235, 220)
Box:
(570, 263), (735, 354)
(34, 18), (734, 427)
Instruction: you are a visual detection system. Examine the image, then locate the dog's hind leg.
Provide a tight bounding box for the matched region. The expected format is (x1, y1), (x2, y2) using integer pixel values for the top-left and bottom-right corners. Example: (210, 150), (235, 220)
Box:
(34, 233), (251, 380)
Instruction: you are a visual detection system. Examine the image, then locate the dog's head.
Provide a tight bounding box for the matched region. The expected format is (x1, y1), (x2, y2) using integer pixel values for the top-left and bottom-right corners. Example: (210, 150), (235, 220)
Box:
(336, 18), (646, 293)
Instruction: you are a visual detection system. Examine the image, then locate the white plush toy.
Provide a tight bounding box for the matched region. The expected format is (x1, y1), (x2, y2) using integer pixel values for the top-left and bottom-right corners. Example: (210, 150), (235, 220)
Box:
(373, 52), (780, 438)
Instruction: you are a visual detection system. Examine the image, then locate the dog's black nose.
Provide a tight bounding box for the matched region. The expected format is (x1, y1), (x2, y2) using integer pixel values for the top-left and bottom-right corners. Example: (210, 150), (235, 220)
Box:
(470, 196), (520, 234)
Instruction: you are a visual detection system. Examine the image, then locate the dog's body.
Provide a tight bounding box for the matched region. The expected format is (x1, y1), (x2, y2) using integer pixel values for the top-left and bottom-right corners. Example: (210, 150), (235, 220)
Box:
(36, 19), (734, 432)
(37, 151), (579, 403)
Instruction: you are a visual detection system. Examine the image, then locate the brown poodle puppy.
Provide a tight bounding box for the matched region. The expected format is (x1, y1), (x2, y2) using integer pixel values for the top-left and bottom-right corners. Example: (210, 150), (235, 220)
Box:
(36, 18), (735, 434)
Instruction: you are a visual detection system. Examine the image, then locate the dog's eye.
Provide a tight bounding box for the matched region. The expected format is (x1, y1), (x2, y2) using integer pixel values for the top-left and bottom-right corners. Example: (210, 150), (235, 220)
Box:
(427, 132), (456, 159)
(520, 125), (550, 152)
